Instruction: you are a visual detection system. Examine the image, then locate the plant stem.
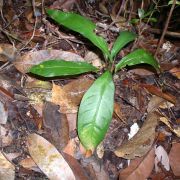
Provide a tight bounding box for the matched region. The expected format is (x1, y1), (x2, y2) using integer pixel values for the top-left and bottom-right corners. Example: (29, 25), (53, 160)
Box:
(154, 0), (176, 57)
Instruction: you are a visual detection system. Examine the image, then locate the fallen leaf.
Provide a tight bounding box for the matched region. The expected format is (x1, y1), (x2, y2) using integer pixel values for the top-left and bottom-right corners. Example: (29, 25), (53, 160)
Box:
(14, 49), (84, 73)
(114, 112), (158, 159)
(147, 96), (165, 113)
(0, 125), (12, 147)
(63, 153), (89, 180)
(155, 145), (170, 172)
(110, 14), (126, 29)
(85, 157), (109, 180)
(51, 76), (94, 113)
(43, 101), (69, 151)
(4, 152), (21, 161)
(19, 157), (40, 172)
(63, 138), (79, 157)
(84, 51), (103, 68)
(0, 43), (16, 62)
(160, 117), (180, 137)
(128, 67), (155, 76)
(0, 151), (15, 180)
(150, 172), (166, 180)
(119, 148), (155, 180)
(113, 102), (127, 123)
(50, 0), (76, 10)
(66, 113), (77, 132)
(99, 2), (108, 14)
(24, 77), (52, 89)
(140, 84), (176, 104)
(169, 67), (180, 79)
(27, 133), (76, 180)
(169, 143), (180, 176)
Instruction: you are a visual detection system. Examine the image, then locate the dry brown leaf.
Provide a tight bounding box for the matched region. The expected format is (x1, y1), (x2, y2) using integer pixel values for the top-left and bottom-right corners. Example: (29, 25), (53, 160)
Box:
(50, 0), (76, 10)
(0, 43), (16, 62)
(160, 117), (180, 137)
(63, 138), (79, 157)
(114, 112), (158, 159)
(14, 50), (84, 73)
(169, 143), (180, 176)
(141, 84), (176, 104)
(66, 113), (77, 132)
(147, 96), (165, 113)
(0, 125), (12, 147)
(63, 153), (89, 180)
(114, 102), (127, 124)
(19, 157), (40, 172)
(0, 151), (15, 180)
(119, 148), (155, 180)
(43, 101), (69, 151)
(169, 67), (180, 79)
(51, 77), (94, 113)
(99, 2), (108, 14)
(86, 158), (109, 180)
(27, 133), (75, 180)
(128, 68), (155, 76)
(84, 51), (103, 68)
(110, 14), (126, 29)
(52, 84), (74, 113)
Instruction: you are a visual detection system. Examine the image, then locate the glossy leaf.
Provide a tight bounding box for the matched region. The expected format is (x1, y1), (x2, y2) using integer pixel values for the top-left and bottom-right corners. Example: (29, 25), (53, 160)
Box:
(138, 8), (145, 19)
(110, 31), (136, 60)
(46, 9), (110, 59)
(78, 71), (115, 151)
(30, 60), (97, 77)
(115, 49), (160, 72)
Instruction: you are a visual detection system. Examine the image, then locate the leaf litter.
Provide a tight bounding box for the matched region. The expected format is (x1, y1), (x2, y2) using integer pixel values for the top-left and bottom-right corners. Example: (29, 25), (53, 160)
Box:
(0, 0), (180, 179)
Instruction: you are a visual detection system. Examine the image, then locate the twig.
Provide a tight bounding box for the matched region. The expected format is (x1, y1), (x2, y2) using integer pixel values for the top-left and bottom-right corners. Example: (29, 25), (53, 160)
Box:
(96, 22), (121, 33)
(154, 0), (176, 57)
(19, 0), (37, 51)
(148, 28), (180, 38)
(0, 26), (24, 43)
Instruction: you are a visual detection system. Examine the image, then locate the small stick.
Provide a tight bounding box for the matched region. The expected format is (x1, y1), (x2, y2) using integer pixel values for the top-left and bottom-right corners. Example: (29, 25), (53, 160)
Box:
(154, 0), (176, 57)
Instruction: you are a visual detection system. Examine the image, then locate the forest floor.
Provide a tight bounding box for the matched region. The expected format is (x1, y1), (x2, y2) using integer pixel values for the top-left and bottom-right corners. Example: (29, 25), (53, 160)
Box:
(0, 0), (180, 179)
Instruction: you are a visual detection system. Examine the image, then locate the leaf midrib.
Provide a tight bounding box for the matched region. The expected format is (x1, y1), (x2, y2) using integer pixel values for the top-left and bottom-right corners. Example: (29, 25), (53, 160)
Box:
(90, 81), (107, 143)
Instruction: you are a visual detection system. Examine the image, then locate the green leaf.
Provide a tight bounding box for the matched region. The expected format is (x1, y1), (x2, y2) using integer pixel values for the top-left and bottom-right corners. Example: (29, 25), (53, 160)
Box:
(168, 0), (180, 5)
(143, 17), (157, 23)
(130, 18), (140, 24)
(115, 49), (160, 72)
(46, 9), (110, 59)
(110, 31), (137, 60)
(78, 71), (115, 151)
(138, 8), (145, 19)
(29, 60), (98, 77)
